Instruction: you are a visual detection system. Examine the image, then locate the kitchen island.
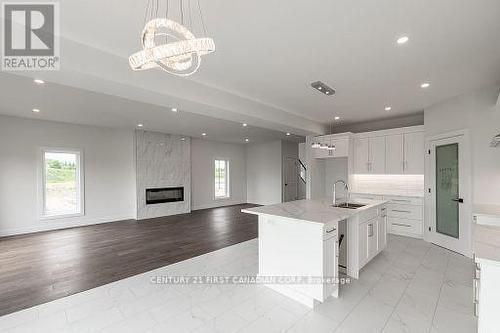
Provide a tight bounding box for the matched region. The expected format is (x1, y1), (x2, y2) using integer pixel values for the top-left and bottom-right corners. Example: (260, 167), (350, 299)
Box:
(242, 198), (387, 307)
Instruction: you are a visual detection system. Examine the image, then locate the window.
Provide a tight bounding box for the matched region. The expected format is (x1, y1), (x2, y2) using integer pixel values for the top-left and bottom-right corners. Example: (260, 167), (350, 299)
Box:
(41, 149), (83, 218)
(214, 159), (230, 199)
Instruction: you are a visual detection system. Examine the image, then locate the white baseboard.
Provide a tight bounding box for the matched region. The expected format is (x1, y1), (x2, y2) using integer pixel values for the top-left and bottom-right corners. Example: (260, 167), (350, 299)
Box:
(0, 215), (135, 237)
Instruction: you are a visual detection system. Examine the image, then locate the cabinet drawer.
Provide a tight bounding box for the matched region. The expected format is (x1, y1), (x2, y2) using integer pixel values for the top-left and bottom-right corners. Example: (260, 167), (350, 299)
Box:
(324, 224), (338, 240)
(387, 204), (423, 220)
(349, 193), (384, 201)
(388, 217), (422, 235)
(383, 195), (423, 206)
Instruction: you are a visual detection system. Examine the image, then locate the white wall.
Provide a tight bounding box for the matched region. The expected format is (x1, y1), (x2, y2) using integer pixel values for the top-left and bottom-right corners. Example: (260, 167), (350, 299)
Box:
(246, 140), (282, 205)
(191, 139), (247, 210)
(424, 84), (500, 205)
(324, 157), (349, 199)
(331, 113), (424, 134)
(0, 115), (136, 236)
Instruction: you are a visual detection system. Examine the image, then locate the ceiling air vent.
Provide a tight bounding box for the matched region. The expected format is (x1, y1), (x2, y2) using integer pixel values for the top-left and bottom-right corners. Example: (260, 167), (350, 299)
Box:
(491, 133), (500, 147)
(311, 81), (335, 96)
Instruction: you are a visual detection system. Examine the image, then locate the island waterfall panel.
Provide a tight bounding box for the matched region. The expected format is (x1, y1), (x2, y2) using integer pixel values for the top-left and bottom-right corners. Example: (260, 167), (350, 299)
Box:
(135, 130), (191, 219)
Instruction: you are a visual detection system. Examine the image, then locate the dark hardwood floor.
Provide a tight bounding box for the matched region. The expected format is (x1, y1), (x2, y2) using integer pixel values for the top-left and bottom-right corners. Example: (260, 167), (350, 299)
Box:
(0, 204), (258, 317)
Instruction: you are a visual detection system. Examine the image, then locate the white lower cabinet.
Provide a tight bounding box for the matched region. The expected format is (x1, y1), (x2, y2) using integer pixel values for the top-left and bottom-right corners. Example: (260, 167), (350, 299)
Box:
(378, 209), (387, 250)
(474, 257), (500, 333)
(323, 230), (339, 299)
(367, 218), (378, 260)
(384, 195), (423, 238)
(473, 213), (500, 332)
(350, 193), (424, 238)
(358, 221), (368, 267)
(356, 205), (387, 272)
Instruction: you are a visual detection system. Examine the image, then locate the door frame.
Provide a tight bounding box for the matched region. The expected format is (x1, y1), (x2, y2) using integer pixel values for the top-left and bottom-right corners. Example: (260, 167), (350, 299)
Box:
(424, 129), (472, 257)
(282, 157), (299, 202)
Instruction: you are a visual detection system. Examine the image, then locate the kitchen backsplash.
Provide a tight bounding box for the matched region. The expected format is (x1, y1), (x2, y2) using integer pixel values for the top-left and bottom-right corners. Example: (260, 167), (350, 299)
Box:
(349, 174), (425, 196)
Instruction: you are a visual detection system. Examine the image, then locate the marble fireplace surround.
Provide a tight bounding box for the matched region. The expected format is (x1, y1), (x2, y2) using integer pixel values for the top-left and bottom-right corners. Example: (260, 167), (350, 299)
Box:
(135, 130), (191, 220)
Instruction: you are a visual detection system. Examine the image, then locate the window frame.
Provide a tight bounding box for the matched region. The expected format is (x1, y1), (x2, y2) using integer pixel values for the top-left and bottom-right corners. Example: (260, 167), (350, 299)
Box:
(39, 147), (85, 220)
(214, 158), (230, 200)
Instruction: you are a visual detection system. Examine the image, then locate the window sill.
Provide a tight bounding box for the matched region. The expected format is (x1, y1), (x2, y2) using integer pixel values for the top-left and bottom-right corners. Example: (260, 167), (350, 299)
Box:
(39, 212), (84, 221)
(214, 196), (231, 201)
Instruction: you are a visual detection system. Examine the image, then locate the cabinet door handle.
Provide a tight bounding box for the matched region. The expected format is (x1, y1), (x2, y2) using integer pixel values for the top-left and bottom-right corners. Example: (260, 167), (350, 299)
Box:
(391, 199), (411, 203)
(326, 227), (336, 233)
(473, 278), (480, 302)
(392, 209), (411, 213)
(392, 222), (411, 228)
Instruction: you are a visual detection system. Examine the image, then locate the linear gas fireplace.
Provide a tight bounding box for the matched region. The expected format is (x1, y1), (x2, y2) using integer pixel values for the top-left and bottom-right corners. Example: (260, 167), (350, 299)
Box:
(146, 187), (184, 205)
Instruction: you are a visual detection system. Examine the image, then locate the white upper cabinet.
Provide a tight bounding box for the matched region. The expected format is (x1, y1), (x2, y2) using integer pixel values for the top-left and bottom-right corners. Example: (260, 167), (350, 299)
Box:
(369, 136), (386, 174)
(354, 138), (369, 173)
(403, 132), (424, 174)
(313, 136), (350, 159)
(386, 134), (404, 174)
(353, 126), (424, 175)
(354, 136), (385, 174)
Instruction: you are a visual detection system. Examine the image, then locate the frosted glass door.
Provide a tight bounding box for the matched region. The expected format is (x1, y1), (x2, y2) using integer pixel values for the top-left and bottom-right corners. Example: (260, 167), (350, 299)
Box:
(435, 143), (459, 238)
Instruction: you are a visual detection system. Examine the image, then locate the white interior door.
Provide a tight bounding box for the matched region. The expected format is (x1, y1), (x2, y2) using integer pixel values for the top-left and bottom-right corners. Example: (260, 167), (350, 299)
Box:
(283, 157), (298, 202)
(428, 133), (471, 256)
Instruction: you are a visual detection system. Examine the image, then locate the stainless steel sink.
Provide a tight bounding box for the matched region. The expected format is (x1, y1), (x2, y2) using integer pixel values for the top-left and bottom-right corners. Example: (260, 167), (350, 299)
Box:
(332, 202), (366, 209)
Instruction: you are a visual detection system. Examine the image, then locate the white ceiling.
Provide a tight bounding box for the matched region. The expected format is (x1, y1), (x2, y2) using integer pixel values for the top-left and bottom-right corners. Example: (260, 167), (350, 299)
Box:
(0, 73), (303, 144)
(1, 0), (500, 139)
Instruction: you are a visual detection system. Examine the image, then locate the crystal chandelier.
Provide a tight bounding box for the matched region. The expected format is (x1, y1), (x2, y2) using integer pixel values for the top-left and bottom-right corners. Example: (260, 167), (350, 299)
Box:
(129, 0), (215, 76)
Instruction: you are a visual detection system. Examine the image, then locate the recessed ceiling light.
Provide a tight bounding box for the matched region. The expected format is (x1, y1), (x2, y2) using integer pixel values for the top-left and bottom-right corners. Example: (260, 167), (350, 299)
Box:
(318, 87), (322, 90)
(245, 138), (249, 142)
(420, 82), (430, 88)
(202, 132), (207, 136)
(286, 132), (291, 136)
(325, 91), (330, 95)
(396, 36), (409, 44)
(334, 116), (340, 120)
(33, 79), (45, 84)
(171, 108), (178, 112)
(242, 123), (248, 127)
(32, 108), (40, 113)
(180, 137), (186, 141)
(385, 106), (392, 111)
(137, 123), (143, 127)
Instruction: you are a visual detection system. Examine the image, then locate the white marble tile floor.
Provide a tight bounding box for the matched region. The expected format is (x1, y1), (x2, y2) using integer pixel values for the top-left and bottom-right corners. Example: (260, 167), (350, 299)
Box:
(0, 235), (476, 333)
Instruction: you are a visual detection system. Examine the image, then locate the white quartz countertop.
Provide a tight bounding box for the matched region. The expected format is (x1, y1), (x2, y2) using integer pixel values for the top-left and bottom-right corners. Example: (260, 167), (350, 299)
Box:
(350, 191), (424, 198)
(241, 198), (388, 225)
(473, 204), (500, 263)
(473, 204), (500, 218)
(473, 223), (500, 263)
